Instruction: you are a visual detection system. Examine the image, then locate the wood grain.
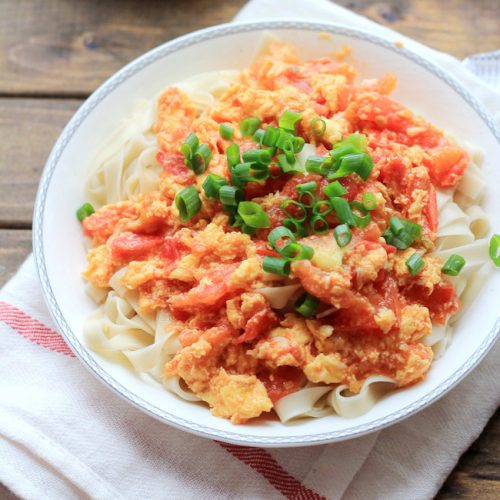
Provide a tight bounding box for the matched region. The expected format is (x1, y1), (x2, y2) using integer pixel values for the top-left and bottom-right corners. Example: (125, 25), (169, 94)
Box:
(0, 98), (82, 225)
(0, 230), (32, 287)
(1, 0), (499, 96)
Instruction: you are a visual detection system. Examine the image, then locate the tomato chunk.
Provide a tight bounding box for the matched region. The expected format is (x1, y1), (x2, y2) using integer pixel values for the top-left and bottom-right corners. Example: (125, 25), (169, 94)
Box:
(233, 308), (280, 345)
(425, 146), (468, 187)
(259, 367), (306, 404)
(110, 232), (163, 261)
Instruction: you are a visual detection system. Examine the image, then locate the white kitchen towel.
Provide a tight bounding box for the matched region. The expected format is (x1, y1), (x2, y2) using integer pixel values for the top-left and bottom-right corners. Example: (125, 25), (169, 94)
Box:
(1, 1), (499, 499)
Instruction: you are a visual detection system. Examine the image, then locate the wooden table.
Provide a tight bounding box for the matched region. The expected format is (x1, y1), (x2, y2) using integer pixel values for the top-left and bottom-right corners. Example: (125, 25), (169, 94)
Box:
(0, 0), (498, 497)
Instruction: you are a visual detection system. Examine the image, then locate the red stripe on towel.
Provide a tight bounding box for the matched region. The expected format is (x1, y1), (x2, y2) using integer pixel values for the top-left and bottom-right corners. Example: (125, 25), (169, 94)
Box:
(0, 300), (325, 500)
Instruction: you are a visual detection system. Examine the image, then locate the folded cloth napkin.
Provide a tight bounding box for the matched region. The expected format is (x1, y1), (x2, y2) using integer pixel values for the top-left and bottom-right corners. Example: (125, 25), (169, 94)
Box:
(1, 1), (499, 499)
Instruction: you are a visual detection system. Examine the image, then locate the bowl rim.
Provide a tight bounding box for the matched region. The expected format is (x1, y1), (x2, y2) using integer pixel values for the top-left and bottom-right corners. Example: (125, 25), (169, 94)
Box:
(33, 19), (500, 447)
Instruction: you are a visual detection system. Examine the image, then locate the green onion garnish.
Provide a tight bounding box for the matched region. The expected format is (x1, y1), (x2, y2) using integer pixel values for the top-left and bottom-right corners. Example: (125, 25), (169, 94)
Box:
(241, 224), (256, 235)
(442, 254), (466, 276)
(344, 133), (368, 151)
(181, 133), (199, 163)
(283, 218), (309, 238)
(489, 234), (500, 267)
(281, 200), (307, 222)
(231, 162), (269, 187)
(350, 201), (371, 229)
(330, 143), (358, 162)
(253, 128), (265, 144)
(76, 202), (95, 222)
(175, 185), (201, 221)
(331, 197), (355, 226)
(268, 226), (296, 250)
(282, 140), (296, 163)
(310, 215), (329, 234)
(305, 156), (330, 176)
(323, 180), (347, 198)
(406, 252), (425, 276)
(280, 241), (314, 260)
(296, 181), (317, 194)
(292, 136), (305, 153)
(279, 110), (302, 133)
(262, 256), (291, 276)
(298, 191), (316, 208)
(294, 292), (320, 317)
(242, 148), (272, 165)
(262, 127), (280, 147)
(333, 224), (352, 247)
(202, 173), (228, 199)
(328, 152), (373, 181)
(219, 185), (244, 207)
(192, 143), (212, 174)
(383, 217), (422, 250)
(362, 192), (378, 211)
(311, 117), (326, 137)
(277, 154), (302, 174)
(312, 200), (333, 216)
(240, 117), (261, 137)
(226, 143), (241, 169)
(219, 123), (234, 141)
(237, 201), (270, 229)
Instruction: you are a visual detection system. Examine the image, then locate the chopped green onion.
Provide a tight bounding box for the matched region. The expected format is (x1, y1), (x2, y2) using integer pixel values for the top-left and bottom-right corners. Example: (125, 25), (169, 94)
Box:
(328, 152), (373, 181)
(331, 197), (355, 226)
(292, 136), (305, 153)
(275, 129), (294, 149)
(219, 185), (244, 207)
(175, 186), (201, 221)
(241, 224), (256, 235)
(442, 254), (466, 276)
(262, 127), (280, 147)
(389, 217), (406, 235)
(489, 234), (500, 267)
(231, 162), (269, 187)
(344, 133), (368, 151)
(268, 226), (296, 251)
(279, 110), (302, 133)
(76, 202), (94, 222)
(305, 155), (330, 176)
(277, 154), (302, 174)
(237, 201), (271, 228)
(280, 241), (314, 260)
(226, 144), (241, 169)
(406, 252), (425, 276)
(383, 217), (422, 250)
(282, 140), (296, 163)
(219, 123), (234, 141)
(202, 174), (228, 199)
(333, 224), (352, 247)
(230, 211), (243, 228)
(350, 201), (371, 229)
(310, 215), (329, 234)
(311, 117), (326, 137)
(362, 192), (378, 211)
(263, 256), (291, 276)
(312, 200), (333, 216)
(323, 180), (347, 198)
(242, 148), (272, 165)
(253, 128), (265, 144)
(330, 143), (358, 162)
(281, 200), (307, 222)
(298, 191), (316, 208)
(295, 292), (320, 317)
(192, 143), (212, 174)
(240, 117), (261, 137)
(181, 133), (199, 164)
(283, 218), (309, 238)
(296, 181), (317, 194)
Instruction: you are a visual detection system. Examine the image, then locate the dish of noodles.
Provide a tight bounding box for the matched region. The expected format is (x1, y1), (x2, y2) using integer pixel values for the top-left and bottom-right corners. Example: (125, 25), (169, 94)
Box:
(75, 37), (497, 426)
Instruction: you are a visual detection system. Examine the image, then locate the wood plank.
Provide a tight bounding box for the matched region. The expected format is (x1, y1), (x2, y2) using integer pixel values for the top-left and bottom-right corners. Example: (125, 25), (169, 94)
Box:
(0, 98), (82, 225)
(437, 409), (500, 498)
(1, 0), (499, 95)
(0, 230), (32, 287)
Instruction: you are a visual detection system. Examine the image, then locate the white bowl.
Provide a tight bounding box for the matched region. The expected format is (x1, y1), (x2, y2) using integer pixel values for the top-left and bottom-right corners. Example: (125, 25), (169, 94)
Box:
(33, 20), (500, 447)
